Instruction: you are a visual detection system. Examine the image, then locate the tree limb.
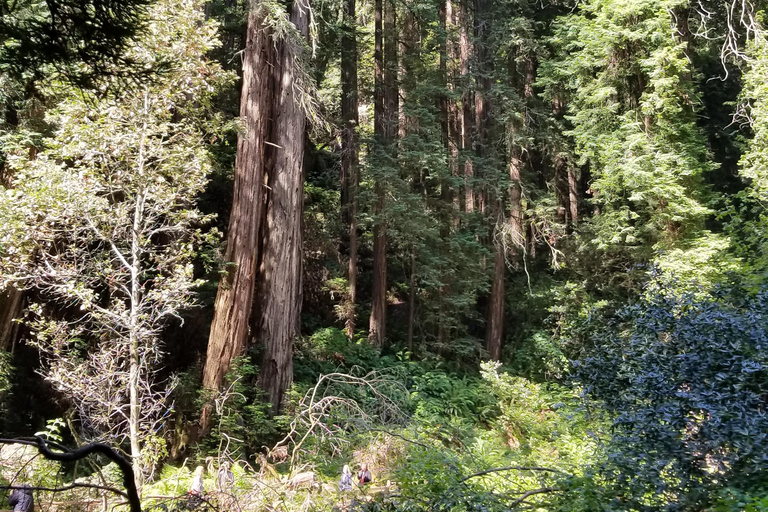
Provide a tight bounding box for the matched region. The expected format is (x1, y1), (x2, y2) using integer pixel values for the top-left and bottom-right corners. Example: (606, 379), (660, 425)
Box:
(458, 465), (564, 484)
(0, 437), (142, 512)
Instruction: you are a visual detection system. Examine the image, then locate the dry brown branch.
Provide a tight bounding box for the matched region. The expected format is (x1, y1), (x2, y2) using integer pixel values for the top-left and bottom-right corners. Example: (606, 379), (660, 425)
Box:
(270, 368), (410, 471)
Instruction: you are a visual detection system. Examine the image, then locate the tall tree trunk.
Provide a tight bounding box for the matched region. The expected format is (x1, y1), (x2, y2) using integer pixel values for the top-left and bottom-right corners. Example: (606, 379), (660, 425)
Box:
(255, 0), (309, 415)
(473, 0), (490, 216)
(129, 104), (149, 490)
(459, 0), (474, 214)
(129, 188), (145, 492)
(341, 0), (359, 337)
(568, 166), (579, 227)
(407, 249), (416, 354)
(437, 0), (458, 345)
(485, 236), (504, 361)
(201, 4), (274, 432)
(369, 0), (397, 348)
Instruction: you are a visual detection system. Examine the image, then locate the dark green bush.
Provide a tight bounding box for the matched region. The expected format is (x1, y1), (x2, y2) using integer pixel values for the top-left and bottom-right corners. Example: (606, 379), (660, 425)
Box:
(575, 283), (768, 510)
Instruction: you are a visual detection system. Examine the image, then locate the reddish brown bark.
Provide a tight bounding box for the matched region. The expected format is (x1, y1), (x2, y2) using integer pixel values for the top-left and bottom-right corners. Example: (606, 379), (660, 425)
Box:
(369, 0), (397, 348)
(485, 237), (505, 361)
(341, 0), (359, 337)
(201, 4), (274, 431)
(255, 1), (310, 415)
(203, 0), (309, 423)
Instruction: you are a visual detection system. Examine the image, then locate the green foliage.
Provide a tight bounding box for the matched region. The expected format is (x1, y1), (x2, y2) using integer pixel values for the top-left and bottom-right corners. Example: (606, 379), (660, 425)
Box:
(294, 327), (388, 380)
(412, 371), (497, 436)
(0, 0), (234, 478)
(203, 356), (277, 459)
(543, 0), (711, 258)
(0, 0), (155, 88)
(576, 280), (768, 510)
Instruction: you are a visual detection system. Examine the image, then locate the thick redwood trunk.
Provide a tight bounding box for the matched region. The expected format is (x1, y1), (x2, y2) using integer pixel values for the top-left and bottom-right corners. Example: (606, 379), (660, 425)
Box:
(255, 1), (309, 415)
(341, 0), (359, 337)
(202, 5), (273, 431)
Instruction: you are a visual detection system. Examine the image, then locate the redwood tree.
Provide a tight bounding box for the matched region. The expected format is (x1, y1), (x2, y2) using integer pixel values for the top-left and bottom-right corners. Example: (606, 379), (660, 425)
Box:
(202, 4), (273, 430)
(203, 0), (310, 421)
(340, 0), (359, 337)
(254, 0), (310, 414)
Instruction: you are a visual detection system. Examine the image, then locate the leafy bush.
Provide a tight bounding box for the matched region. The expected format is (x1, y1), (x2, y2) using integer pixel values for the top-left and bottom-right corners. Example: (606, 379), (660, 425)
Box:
(575, 283), (768, 510)
(201, 356), (277, 459)
(411, 370), (497, 436)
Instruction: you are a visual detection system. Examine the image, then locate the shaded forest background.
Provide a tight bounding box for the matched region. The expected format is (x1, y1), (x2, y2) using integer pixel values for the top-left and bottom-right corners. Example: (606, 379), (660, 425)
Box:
(2, 0), (768, 509)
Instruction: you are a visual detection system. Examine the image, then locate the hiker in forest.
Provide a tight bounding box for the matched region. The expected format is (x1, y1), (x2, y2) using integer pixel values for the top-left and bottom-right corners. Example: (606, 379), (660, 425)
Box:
(217, 462), (234, 492)
(338, 465), (352, 491)
(187, 466), (205, 508)
(8, 484), (34, 512)
(357, 463), (372, 485)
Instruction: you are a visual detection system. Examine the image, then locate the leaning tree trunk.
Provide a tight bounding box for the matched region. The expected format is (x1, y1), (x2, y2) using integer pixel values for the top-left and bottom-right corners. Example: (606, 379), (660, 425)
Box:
(255, 0), (309, 415)
(341, 0), (359, 337)
(201, 4), (274, 433)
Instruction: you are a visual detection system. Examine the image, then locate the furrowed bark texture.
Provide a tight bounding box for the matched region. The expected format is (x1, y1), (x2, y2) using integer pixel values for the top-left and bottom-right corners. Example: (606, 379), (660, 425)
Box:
(255, 0), (309, 414)
(368, 0), (392, 348)
(201, 6), (274, 430)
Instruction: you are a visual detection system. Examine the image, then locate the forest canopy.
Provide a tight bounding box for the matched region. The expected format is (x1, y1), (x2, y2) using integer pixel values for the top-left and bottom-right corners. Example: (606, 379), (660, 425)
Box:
(1, 0), (768, 510)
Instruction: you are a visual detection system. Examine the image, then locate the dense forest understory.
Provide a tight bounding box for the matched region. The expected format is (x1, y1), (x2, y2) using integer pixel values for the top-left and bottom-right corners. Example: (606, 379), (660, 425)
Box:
(2, 0), (768, 510)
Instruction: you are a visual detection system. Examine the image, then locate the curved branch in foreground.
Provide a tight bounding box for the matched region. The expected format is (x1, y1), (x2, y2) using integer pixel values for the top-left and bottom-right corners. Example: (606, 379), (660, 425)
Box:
(458, 465), (564, 484)
(0, 437), (141, 512)
(3, 482), (126, 495)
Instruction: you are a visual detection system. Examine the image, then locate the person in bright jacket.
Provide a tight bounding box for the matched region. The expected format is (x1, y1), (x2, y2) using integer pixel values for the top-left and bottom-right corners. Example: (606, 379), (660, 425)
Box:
(8, 484), (34, 512)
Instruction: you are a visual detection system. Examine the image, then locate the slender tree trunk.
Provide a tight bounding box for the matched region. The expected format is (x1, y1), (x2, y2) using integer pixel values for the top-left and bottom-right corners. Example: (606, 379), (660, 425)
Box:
(459, 0), (474, 215)
(486, 237), (504, 361)
(473, 0), (489, 216)
(201, 4), (274, 431)
(369, 0), (396, 348)
(0, 287), (23, 351)
(437, 0), (457, 345)
(568, 166), (578, 228)
(129, 104), (148, 489)
(255, 0), (309, 415)
(407, 249), (416, 354)
(128, 189), (145, 492)
(341, 0), (359, 337)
